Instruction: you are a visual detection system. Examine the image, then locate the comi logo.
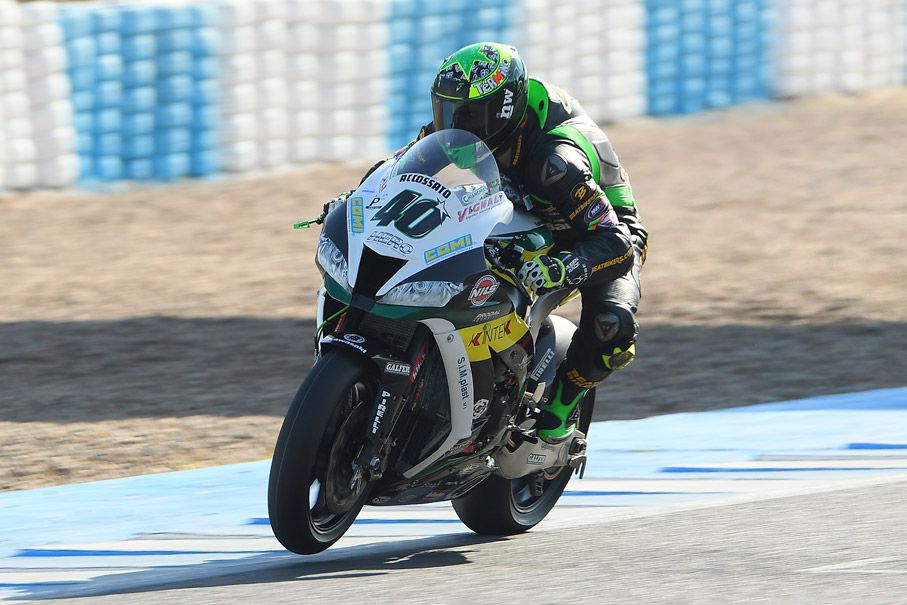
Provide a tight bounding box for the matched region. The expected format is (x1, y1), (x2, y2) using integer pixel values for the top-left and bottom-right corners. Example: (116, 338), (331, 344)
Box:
(424, 234), (473, 263)
(349, 197), (364, 233)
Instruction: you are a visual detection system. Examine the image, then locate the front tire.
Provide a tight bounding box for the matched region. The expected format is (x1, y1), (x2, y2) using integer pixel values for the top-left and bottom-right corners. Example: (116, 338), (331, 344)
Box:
(268, 349), (376, 554)
(452, 389), (596, 535)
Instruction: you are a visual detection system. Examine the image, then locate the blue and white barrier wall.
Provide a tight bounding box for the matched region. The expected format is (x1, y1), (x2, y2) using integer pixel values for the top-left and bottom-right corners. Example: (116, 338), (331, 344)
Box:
(0, 0), (905, 191)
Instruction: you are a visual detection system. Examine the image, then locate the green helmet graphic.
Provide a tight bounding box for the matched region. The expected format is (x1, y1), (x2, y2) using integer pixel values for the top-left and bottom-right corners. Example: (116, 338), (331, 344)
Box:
(431, 42), (529, 151)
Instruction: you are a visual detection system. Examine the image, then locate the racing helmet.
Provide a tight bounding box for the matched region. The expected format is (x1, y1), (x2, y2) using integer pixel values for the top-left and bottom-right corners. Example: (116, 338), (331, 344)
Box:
(430, 42), (528, 152)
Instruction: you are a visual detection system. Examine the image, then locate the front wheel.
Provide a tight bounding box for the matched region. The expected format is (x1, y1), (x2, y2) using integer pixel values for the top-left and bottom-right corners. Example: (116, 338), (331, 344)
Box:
(268, 349), (377, 554)
(452, 389), (596, 535)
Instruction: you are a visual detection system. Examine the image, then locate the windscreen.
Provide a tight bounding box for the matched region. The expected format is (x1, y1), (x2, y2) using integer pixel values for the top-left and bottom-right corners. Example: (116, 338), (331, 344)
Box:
(389, 129), (502, 204)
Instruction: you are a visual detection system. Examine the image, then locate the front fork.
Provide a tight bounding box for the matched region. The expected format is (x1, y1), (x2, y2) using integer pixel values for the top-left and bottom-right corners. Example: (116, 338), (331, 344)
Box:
(316, 287), (425, 482)
(357, 326), (439, 484)
(353, 354), (418, 482)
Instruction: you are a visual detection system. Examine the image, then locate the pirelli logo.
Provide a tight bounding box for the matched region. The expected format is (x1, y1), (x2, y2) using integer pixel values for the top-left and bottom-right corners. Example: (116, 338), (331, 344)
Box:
(592, 246), (634, 272)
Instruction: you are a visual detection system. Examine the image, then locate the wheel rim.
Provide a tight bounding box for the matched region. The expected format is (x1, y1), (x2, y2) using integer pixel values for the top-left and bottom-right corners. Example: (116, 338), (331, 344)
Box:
(307, 381), (372, 536)
(510, 466), (568, 515)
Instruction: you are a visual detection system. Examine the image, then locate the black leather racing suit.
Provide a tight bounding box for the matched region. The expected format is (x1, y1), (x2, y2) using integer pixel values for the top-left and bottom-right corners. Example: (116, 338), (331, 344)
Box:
(418, 78), (649, 390)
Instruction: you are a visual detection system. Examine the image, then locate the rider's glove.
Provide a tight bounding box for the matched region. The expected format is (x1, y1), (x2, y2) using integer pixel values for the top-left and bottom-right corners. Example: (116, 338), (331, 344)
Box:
(517, 252), (589, 295)
(322, 190), (353, 217)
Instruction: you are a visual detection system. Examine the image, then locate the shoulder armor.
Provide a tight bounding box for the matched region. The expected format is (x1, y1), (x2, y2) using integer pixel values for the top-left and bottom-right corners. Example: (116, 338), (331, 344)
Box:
(527, 78), (579, 131)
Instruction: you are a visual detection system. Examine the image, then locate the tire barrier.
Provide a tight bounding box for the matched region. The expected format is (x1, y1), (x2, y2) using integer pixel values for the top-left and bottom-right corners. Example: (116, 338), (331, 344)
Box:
(57, 1), (219, 183)
(774, 0), (907, 97)
(0, 0), (905, 191)
(1, 0), (32, 191)
(519, 0), (646, 123)
(644, 0), (773, 115)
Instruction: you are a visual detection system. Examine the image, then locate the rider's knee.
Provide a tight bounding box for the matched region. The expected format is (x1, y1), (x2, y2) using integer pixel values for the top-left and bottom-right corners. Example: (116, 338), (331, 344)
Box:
(591, 305), (638, 371)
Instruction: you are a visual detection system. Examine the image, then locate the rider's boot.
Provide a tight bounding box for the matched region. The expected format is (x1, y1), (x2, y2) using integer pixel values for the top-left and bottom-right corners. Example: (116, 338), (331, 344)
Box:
(534, 369), (589, 443)
(535, 314), (639, 442)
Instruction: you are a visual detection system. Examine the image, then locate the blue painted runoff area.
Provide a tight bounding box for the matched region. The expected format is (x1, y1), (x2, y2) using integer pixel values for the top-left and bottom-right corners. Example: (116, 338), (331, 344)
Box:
(59, 3), (219, 184)
(1, 386), (905, 563)
(14, 549), (246, 558)
(386, 0), (517, 150)
(661, 466), (907, 473)
(586, 386), (907, 479)
(645, 0), (773, 115)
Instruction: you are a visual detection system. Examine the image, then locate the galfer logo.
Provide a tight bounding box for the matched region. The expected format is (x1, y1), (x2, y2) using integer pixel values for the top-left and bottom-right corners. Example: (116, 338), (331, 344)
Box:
(527, 453), (546, 465)
(385, 361), (411, 376)
(469, 275), (499, 306)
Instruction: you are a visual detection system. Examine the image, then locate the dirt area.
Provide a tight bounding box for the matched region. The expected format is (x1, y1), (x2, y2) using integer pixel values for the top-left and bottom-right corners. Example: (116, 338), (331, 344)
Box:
(2, 90), (906, 491)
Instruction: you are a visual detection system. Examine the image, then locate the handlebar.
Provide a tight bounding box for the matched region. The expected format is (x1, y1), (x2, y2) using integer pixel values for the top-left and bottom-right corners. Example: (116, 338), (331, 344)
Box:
(484, 241), (534, 305)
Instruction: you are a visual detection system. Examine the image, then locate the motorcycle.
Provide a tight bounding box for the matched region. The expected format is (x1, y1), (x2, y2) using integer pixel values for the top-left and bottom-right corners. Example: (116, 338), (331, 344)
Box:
(268, 129), (593, 555)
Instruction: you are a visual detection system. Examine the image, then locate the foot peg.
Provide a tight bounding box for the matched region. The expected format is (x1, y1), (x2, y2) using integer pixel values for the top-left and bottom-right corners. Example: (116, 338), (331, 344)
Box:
(568, 437), (588, 478)
(496, 423), (588, 479)
(506, 426), (539, 452)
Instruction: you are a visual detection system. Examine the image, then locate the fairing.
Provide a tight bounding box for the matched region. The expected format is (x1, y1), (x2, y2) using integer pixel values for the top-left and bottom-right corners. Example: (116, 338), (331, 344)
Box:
(322, 130), (514, 305)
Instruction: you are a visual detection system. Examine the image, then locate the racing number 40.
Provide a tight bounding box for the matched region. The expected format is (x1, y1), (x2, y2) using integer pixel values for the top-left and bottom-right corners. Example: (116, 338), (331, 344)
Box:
(373, 190), (446, 239)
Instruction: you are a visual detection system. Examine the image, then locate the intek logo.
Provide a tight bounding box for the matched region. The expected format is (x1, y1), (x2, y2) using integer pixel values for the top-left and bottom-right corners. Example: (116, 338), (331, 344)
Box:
(497, 89), (514, 119)
(349, 197), (364, 233)
(470, 319), (511, 346)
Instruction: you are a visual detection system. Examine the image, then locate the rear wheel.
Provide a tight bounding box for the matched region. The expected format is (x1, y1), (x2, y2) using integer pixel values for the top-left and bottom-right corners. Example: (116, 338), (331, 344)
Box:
(452, 389), (595, 535)
(268, 349), (377, 554)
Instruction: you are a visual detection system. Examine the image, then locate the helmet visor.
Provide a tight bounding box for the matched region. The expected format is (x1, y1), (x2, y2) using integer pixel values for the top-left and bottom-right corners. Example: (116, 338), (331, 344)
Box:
(431, 94), (491, 140)
(431, 88), (524, 151)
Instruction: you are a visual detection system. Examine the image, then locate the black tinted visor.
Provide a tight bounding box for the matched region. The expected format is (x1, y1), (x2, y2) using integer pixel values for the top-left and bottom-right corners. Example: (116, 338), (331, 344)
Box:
(431, 94), (491, 140)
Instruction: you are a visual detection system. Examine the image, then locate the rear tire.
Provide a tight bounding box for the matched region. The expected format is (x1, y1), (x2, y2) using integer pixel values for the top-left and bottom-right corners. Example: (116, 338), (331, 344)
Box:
(452, 389), (596, 535)
(268, 349), (377, 554)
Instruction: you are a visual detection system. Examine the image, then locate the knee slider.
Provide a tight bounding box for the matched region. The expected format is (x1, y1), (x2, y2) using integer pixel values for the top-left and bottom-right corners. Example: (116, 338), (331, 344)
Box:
(593, 306), (638, 371)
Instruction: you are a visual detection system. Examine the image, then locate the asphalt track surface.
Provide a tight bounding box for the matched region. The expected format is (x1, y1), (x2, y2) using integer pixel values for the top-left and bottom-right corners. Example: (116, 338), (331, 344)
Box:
(35, 480), (907, 605)
(2, 387), (906, 604)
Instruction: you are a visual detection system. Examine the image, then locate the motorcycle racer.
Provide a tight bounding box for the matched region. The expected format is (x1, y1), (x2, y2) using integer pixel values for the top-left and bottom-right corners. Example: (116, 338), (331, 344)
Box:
(328, 42), (648, 443)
